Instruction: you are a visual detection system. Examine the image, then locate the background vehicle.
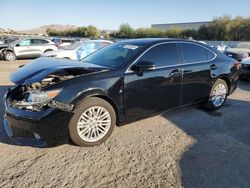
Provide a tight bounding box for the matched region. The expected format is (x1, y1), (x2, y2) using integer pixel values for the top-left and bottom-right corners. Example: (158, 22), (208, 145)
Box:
(0, 37), (18, 45)
(0, 37), (57, 61)
(4, 39), (239, 147)
(239, 57), (250, 80)
(224, 42), (250, 61)
(42, 40), (113, 60)
(51, 37), (80, 48)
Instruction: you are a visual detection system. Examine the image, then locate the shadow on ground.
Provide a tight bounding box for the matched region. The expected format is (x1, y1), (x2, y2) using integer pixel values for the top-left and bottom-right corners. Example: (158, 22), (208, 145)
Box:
(161, 96), (250, 187)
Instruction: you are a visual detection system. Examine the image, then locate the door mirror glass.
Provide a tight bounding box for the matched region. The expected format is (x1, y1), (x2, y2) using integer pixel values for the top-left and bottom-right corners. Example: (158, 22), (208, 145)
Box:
(15, 44), (20, 47)
(132, 61), (155, 72)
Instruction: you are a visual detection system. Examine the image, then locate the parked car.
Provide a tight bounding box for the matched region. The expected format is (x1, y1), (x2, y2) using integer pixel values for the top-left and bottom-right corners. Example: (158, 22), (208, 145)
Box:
(42, 40), (113, 60)
(51, 37), (79, 48)
(0, 37), (18, 45)
(239, 57), (250, 80)
(224, 42), (250, 62)
(4, 38), (239, 147)
(216, 43), (229, 53)
(0, 37), (57, 61)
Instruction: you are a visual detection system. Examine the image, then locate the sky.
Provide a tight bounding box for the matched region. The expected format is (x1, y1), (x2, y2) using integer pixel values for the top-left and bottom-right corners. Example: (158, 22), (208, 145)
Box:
(0, 0), (249, 30)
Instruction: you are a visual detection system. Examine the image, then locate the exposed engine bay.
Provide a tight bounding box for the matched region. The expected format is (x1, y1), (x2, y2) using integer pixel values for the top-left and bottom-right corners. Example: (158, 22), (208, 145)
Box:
(9, 70), (85, 112)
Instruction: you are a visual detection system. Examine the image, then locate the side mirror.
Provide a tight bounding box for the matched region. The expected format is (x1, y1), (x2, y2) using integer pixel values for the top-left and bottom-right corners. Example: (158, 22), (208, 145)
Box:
(16, 44), (20, 47)
(131, 61), (155, 76)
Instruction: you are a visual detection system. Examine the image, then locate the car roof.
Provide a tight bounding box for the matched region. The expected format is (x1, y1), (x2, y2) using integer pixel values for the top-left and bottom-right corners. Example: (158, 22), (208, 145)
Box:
(116, 38), (200, 46)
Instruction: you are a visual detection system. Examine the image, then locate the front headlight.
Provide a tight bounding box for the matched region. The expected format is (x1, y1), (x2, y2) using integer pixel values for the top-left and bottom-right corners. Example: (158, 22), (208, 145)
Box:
(27, 89), (61, 104)
(14, 89), (62, 110)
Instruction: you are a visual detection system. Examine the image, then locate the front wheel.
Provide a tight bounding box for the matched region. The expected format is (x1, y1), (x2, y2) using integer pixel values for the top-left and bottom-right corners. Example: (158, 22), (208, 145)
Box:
(4, 51), (16, 61)
(69, 97), (116, 146)
(204, 79), (228, 110)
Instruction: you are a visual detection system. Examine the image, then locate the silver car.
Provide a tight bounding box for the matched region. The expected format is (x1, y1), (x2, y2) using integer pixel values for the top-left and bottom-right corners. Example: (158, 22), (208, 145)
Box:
(1, 38), (58, 61)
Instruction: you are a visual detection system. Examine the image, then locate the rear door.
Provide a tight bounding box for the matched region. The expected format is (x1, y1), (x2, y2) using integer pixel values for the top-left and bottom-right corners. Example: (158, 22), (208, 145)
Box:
(30, 39), (49, 56)
(124, 42), (182, 120)
(179, 42), (217, 105)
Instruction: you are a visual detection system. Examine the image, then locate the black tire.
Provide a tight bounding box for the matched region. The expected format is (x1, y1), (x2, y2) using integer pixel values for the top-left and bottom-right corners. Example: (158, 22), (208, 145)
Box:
(4, 51), (16, 61)
(69, 97), (116, 146)
(204, 79), (228, 110)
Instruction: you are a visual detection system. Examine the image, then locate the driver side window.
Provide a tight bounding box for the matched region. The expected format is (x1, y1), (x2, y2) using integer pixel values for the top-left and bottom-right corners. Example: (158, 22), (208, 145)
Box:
(138, 43), (179, 68)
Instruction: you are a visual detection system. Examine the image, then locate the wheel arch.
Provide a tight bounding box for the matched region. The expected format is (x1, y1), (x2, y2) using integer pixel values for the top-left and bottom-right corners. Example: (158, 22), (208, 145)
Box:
(73, 89), (121, 125)
(217, 76), (231, 94)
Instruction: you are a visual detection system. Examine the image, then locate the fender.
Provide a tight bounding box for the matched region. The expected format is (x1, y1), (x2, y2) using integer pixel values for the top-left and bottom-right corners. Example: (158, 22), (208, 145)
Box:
(72, 87), (126, 125)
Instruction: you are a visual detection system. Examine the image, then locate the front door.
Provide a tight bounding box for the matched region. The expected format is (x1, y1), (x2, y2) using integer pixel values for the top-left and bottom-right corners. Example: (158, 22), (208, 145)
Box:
(124, 42), (182, 121)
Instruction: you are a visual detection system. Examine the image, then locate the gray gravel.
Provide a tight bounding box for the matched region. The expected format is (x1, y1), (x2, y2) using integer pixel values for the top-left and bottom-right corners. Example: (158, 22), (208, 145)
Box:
(0, 60), (250, 187)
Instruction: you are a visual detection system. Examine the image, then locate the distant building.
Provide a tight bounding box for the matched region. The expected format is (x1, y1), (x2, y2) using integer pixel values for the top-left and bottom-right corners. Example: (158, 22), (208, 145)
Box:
(151, 21), (212, 31)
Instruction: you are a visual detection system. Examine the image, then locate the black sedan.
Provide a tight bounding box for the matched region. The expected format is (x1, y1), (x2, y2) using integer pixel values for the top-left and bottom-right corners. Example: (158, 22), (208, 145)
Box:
(239, 57), (250, 80)
(3, 38), (239, 147)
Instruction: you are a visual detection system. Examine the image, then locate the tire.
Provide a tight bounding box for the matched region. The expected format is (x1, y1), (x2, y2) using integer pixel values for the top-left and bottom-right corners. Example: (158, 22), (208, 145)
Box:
(4, 51), (16, 61)
(44, 49), (53, 53)
(69, 97), (116, 146)
(204, 79), (228, 110)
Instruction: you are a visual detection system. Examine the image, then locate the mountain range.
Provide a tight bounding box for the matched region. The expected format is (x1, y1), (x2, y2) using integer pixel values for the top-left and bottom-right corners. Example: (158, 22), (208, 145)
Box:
(17, 24), (79, 35)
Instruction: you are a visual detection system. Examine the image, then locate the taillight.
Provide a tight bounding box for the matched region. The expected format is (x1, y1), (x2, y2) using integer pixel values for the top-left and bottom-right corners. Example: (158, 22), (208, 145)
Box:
(233, 61), (240, 69)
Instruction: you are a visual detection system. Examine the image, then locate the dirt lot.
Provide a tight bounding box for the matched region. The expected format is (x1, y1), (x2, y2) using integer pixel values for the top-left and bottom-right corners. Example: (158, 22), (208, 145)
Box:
(0, 60), (250, 187)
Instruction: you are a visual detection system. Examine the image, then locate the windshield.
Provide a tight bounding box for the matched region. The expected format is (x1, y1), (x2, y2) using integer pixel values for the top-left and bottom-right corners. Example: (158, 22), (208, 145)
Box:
(81, 42), (145, 68)
(64, 41), (83, 50)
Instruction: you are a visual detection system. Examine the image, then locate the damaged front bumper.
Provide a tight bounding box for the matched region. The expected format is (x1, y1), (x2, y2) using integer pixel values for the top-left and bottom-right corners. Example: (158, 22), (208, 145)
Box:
(3, 88), (74, 147)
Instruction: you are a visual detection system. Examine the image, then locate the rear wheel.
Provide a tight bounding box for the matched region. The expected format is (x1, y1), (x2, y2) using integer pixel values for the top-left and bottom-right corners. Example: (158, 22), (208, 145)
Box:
(204, 79), (228, 110)
(44, 49), (53, 53)
(4, 51), (16, 61)
(69, 97), (116, 146)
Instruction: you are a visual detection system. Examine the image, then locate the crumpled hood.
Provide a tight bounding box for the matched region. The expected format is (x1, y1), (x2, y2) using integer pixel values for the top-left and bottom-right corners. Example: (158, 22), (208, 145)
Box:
(10, 57), (109, 85)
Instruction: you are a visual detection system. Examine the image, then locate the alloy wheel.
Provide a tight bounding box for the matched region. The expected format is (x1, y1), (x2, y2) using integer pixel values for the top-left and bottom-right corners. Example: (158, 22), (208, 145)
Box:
(76, 106), (111, 142)
(211, 83), (227, 107)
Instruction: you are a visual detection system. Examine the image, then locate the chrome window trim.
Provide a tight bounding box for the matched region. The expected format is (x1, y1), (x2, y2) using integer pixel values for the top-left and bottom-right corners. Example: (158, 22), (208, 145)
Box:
(125, 41), (217, 74)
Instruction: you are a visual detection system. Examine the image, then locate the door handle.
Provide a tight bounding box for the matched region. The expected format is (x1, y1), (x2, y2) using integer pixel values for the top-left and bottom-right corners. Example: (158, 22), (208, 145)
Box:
(169, 69), (181, 78)
(210, 64), (218, 70)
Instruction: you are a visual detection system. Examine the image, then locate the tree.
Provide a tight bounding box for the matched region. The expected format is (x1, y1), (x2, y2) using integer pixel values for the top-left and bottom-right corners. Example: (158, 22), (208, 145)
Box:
(116, 23), (135, 38)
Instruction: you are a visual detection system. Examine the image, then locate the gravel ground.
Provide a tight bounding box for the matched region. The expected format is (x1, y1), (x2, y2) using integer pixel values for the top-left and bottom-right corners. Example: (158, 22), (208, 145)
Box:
(0, 60), (250, 187)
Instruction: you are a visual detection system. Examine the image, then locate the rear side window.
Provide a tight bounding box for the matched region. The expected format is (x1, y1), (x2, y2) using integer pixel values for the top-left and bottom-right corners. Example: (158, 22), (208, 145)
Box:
(31, 39), (48, 45)
(181, 43), (215, 63)
(139, 43), (179, 67)
(207, 49), (215, 60)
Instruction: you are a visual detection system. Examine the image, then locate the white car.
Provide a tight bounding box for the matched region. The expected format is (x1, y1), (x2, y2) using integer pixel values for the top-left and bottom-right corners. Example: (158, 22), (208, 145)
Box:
(43, 40), (113, 60)
(1, 38), (57, 61)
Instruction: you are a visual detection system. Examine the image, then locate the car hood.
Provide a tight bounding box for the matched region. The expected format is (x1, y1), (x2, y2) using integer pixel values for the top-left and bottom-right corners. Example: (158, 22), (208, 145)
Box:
(43, 49), (75, 57)
(242, 57), (250, 65)
(0, 44), (9, 49)
(227, 48), (250, 54)
(10, 57), (110, 85)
